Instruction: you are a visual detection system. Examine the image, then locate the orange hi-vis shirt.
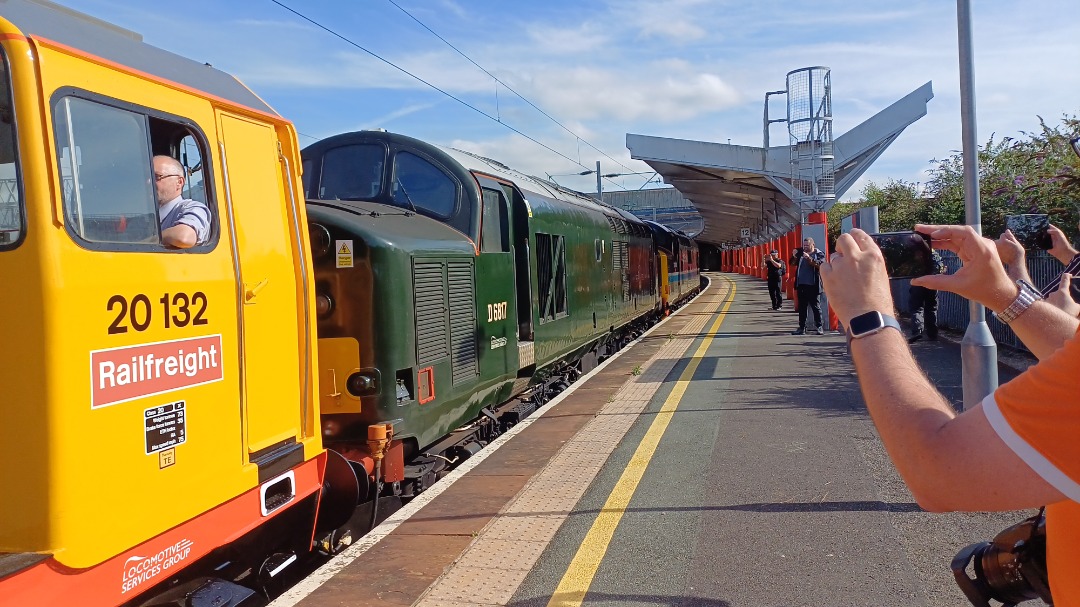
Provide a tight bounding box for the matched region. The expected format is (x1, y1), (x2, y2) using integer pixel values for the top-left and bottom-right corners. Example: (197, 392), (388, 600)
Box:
(983, 330), (1080, 606)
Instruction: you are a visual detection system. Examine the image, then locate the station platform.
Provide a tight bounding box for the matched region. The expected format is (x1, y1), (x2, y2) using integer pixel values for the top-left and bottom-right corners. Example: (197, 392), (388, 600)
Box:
(273, 273), (1032, 607)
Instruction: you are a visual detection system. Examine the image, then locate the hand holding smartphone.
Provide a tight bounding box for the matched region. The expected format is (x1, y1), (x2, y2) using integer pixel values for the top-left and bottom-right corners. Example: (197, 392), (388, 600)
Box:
(869, 231), (935, 278)
(1005, 214), (1052, 250)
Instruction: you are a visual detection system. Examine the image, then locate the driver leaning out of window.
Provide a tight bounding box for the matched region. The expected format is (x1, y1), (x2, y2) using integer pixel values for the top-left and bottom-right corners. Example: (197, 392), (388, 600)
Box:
(153, 155), (210, 248)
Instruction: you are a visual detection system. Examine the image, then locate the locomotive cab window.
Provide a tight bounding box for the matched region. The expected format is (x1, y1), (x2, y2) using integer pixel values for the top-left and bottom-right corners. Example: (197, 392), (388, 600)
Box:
(392, 151), (470, 236)
(52, 94), (215, 251)
(315, 143), (384, 201)
(0, 51), (22, 250)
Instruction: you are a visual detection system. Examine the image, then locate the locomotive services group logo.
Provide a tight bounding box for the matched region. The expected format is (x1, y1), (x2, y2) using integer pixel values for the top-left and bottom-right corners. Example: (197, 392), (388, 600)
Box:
(120, 538), (194, 594)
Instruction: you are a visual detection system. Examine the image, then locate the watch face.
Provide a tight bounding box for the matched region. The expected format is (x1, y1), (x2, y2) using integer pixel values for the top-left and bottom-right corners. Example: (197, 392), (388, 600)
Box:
(849, 311), (883, 335)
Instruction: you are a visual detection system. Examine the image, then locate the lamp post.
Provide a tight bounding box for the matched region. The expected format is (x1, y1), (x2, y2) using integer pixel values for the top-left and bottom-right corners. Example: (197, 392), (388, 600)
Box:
(956, 0), (998, 409)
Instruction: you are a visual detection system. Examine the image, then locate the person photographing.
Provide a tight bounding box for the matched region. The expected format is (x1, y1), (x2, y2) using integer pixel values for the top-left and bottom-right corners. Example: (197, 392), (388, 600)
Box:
(821, 224), (1080, 605)
(762, 249), (786, 310)
(791, 237), (826, 335)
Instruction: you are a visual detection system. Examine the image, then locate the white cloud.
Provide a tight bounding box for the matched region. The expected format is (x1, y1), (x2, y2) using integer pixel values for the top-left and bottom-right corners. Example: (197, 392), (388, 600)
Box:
(606, 0), (716, 42)
(358, 103), (440, 132)
(525, 22), (611, 55)
(448, 131), (652, 193)
(515, 62), (741, 122)
(434, 0), (468, 20)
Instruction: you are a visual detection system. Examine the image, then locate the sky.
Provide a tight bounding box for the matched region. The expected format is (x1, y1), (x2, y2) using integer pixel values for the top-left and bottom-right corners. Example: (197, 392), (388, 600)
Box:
(54, 0), (1080, 200)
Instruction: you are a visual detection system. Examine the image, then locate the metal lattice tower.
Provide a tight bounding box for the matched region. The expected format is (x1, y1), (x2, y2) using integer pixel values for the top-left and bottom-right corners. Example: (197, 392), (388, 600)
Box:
(786, 67), (834, 213)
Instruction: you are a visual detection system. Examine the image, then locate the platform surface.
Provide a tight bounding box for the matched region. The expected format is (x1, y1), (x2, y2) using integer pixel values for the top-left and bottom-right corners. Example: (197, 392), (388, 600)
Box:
(277, 273), (1031, 607)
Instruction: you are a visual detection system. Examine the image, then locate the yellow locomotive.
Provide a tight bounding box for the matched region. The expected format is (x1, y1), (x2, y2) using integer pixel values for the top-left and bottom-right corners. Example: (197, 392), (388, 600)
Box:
(0, 1), (345, 605)
(0, 2), (701, 606)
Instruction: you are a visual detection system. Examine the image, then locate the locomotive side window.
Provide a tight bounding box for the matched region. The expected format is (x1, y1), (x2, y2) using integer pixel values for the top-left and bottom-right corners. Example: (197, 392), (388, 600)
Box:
(480, 187), (509, 253)
(392, 152), (456, 219)
(177, 135), (206, 204)
(52, 95), (215, 251)
(0, 51), (22, 250)
(301, 158), (314, 198)
(55, 97), (158, 244)
(317, 143), (384, 200)
(535, 232), (567, 322)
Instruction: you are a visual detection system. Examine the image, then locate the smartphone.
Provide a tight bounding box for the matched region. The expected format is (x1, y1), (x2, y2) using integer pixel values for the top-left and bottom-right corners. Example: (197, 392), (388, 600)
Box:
(869, 231), (934, 279)
(1006, 214), (1052, 250)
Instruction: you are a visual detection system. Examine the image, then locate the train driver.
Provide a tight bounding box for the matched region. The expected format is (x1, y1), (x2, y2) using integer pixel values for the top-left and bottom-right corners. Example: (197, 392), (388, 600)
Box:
(153, 155), (211, 248)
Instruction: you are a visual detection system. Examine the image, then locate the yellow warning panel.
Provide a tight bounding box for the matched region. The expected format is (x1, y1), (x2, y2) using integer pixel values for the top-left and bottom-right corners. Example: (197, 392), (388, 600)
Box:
(336, 239), (354, 268)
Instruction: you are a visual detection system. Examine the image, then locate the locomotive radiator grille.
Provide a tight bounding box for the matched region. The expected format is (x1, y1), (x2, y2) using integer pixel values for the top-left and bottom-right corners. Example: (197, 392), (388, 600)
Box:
(414, 260), (449, 365)
(447, 260), (479, 384)
(613, 240), (630, 302)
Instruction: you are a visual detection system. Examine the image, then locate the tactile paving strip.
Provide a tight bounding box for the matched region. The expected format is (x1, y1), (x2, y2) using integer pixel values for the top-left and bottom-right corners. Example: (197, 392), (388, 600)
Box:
(415, 280), (732, 607)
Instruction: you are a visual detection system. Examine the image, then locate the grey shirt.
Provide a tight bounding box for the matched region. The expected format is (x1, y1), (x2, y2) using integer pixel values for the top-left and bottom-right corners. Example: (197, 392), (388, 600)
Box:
(159, 196), (211, 245)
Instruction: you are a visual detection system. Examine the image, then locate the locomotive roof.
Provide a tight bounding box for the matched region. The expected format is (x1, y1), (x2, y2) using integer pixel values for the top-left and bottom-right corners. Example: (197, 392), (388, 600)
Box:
(440, 145), (662, 236)
(2, 0), (278, 116)
(440, 146), (621, 216)
(304, 130), (654, 232)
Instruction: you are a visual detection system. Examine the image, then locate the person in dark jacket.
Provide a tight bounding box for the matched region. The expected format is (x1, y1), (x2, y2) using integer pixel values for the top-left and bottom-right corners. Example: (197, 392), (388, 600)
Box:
(763, 249), (786, 310)
(791, 237), (826, 335)
(908, 250), (945, 342)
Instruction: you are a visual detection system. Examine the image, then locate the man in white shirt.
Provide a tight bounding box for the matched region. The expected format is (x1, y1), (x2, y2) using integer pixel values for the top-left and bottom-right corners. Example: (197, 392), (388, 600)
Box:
(153, 155), (210, 248)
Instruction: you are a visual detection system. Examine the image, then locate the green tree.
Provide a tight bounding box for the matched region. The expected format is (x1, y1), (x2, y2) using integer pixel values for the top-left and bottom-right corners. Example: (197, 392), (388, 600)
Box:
(828, 179), (926, 249)
(837, 114), (1080, 243)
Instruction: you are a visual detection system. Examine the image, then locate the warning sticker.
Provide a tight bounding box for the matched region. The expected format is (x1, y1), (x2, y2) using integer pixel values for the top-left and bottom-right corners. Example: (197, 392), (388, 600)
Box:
(336, 240), (353, 268)
(145, 401), (187, 455)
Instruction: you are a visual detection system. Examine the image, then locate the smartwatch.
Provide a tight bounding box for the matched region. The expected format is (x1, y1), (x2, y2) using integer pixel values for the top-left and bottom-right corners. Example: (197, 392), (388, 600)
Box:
(847, 311), (902, 339)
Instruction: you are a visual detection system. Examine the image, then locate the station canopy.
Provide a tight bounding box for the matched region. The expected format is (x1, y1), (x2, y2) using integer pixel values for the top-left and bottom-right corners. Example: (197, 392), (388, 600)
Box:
(626, 82), (933, 247)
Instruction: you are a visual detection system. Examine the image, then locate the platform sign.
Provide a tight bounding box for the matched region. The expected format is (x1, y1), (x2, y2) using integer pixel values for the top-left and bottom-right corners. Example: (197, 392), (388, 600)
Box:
(739, 227), (751, 239)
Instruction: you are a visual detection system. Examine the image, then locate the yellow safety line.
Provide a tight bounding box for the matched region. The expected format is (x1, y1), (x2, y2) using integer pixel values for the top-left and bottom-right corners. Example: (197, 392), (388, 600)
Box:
(547, 276), (737, 607)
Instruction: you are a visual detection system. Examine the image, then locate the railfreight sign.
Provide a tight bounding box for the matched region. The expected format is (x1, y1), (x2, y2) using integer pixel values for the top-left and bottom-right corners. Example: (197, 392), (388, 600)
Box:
(90, 335), (224, 408)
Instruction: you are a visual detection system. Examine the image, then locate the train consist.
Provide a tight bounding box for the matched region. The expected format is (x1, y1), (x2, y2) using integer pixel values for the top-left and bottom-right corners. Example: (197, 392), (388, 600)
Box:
(0, 2), (698, 606)
(301, 130), (698, 500)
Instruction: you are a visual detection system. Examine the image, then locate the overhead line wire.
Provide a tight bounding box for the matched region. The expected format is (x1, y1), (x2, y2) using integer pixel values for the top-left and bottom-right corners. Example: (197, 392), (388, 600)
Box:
(383, 0), (642, 179)
(268, 0), (632, 192)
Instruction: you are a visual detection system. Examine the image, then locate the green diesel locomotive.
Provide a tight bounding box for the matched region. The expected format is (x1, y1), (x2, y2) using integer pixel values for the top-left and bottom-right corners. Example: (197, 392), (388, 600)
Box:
(302, 130), (698, 504)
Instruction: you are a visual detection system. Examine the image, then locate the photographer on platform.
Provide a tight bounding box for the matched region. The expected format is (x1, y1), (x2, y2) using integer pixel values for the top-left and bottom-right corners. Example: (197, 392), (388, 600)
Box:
(820, 224), (1080, 605)
(791, 238), (826, 335)
(763, 249), (786, 310)
(997, 224), (1080, 318)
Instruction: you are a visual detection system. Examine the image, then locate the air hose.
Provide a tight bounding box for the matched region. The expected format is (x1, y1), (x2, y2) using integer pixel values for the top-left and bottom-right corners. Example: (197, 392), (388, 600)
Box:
(366, 423), (391, 532)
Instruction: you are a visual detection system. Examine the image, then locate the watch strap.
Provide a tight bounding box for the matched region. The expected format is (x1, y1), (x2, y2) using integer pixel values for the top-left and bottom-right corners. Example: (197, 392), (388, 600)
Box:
(997, 279), (1043, 324)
